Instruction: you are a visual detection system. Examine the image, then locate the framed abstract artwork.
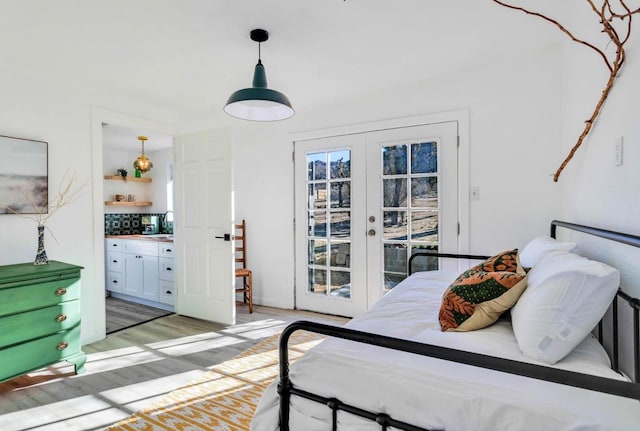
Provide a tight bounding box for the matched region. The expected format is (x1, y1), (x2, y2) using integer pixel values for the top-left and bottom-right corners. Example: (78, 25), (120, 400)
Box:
(0, 135), (48, 214)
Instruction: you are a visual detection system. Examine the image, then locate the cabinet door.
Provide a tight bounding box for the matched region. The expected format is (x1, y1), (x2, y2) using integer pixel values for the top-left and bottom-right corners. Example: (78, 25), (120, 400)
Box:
(123, 254), (159, 301)
(123, 254), (143, 297)
(141, 255), (159, 301)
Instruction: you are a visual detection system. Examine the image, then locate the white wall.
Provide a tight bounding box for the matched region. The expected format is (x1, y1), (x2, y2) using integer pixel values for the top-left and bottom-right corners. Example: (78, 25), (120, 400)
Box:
(102, 147), (174, 215)
(0, 70), (176, 344)
(233, 44), (564, 309)
(558, 20), (640, 297)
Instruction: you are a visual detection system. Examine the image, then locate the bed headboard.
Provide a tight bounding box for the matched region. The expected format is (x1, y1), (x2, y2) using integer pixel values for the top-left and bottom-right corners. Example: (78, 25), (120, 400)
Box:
(550, 220), (640, 382)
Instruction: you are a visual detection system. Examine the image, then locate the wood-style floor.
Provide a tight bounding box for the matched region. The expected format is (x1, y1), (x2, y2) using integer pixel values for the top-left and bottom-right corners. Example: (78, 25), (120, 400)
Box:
(0, 305), (348, 431)
(105, 297), (172, 334)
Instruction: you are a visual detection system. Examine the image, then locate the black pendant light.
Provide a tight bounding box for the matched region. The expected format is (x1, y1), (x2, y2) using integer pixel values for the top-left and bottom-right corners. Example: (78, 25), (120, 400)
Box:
(224, 29), (294, 121)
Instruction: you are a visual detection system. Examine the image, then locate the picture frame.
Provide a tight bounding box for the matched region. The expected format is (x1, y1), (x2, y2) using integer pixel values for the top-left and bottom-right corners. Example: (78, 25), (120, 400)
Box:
(0, 135), (48, 214)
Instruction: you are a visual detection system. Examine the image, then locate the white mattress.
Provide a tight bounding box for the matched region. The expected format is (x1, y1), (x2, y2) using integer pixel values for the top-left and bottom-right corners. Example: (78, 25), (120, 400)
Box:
(251, 270), (640, 430)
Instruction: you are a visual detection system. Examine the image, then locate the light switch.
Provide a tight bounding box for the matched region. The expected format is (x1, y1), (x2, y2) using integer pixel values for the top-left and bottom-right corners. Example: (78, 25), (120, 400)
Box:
(615, 137), (623, 166)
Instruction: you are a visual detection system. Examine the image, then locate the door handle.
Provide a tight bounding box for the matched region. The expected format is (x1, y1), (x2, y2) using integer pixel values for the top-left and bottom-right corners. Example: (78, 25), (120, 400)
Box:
(215, 234), (231, 241)
(368, 229), (376, 237)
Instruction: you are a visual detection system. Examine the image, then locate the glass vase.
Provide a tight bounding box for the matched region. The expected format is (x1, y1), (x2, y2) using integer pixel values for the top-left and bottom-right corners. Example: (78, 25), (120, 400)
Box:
(34, 225), (49, 265)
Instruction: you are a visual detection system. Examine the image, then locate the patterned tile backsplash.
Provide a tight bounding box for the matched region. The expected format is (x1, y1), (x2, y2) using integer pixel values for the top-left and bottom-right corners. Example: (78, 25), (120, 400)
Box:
(104, 213), (173, 235)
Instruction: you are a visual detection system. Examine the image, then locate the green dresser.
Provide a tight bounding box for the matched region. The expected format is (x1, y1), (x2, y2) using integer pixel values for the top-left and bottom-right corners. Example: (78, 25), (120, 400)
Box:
(0, 261), (86, 382)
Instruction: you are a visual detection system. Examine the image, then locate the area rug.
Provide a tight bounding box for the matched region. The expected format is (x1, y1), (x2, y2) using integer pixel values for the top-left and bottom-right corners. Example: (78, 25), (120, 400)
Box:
(106, 330), (324, 431)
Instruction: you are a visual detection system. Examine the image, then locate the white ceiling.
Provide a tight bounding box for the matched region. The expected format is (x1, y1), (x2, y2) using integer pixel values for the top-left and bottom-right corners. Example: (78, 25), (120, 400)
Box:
(3, 1), (563, 150)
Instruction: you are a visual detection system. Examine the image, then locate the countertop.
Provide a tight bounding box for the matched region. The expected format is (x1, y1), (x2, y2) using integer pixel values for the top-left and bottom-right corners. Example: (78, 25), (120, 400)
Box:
(105, 234), (174, 243)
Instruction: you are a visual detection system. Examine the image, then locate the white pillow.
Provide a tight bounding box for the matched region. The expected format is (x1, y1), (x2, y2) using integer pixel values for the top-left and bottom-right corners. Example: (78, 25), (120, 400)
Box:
(519, 236), (576, 268)
(511, 251), (619, 364)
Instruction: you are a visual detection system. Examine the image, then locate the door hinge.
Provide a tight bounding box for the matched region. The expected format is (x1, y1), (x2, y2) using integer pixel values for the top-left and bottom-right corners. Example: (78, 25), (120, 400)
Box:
(457, 135), (460, 148)
(292, 150), (295, 162)
(457, 222), (460, 235)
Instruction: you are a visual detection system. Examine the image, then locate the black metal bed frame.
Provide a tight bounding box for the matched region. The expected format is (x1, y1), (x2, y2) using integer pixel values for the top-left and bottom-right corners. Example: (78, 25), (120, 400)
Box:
(278, 220), (640, 431)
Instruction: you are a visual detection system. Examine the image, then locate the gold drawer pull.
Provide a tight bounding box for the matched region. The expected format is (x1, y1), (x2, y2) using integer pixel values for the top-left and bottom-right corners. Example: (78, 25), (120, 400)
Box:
(55, 287), (67, 296)
(57, 341), (68, 351)
(55, 314), (68, 323)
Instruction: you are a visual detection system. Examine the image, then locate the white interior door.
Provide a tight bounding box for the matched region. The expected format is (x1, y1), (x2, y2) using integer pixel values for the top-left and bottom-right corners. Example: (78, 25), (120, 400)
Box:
(295, 121), (460, 317)
(174, 128), (235, 325)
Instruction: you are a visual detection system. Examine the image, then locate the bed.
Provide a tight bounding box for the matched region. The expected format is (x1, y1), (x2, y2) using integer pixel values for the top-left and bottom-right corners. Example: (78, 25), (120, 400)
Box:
(251, 220), (640, 430)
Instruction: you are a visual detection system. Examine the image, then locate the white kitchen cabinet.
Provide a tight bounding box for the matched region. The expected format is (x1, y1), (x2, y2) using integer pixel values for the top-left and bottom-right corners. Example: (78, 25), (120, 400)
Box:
(158, 254), (175, 305)
(105, 238), (174, 310)
(105, 239), (123, 294)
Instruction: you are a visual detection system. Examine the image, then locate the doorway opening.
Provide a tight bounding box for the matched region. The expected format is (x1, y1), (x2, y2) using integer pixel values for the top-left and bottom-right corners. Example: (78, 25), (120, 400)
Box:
(102, 123), (176, 333)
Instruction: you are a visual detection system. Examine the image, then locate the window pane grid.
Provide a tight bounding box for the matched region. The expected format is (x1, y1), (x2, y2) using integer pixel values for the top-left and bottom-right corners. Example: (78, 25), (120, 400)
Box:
(306, 149), (352, 298)
(381, 140), (440, 290)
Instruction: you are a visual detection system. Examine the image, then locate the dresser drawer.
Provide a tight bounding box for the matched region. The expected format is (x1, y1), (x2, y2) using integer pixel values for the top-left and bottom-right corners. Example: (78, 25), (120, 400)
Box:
(106, 272), (123, 293)
(106, 238), (123, 252)
(159, 258), (174, 281)
(159, 280), (175, 305)
(0, 301), (81, 349)
(107, 253), (123, 273)
(0, 277), (80, 317)
(0, 324), (82, 382)
(159, 244), (175, 258)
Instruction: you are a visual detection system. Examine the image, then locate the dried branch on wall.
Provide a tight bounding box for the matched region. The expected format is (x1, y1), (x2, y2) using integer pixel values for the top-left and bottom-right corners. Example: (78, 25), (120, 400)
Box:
(492, 0), (640, 182)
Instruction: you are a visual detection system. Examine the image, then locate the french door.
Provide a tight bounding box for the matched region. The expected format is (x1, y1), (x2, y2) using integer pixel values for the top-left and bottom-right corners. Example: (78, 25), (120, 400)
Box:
(295, 121), (460, 317)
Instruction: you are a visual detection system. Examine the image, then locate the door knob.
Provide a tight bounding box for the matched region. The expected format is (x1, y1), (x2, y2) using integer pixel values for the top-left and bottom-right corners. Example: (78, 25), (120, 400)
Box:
(368, 229), (376, 237)
(369, 216), (376, 223)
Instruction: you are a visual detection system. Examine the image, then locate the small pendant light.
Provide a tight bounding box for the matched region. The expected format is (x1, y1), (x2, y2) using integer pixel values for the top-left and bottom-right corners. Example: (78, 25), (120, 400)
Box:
(224, 29), (294, 122)
(133, 135), (153, 173)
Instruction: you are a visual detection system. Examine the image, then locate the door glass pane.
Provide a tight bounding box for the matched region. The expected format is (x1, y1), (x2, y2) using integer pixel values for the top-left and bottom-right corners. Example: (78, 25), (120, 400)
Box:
(308, 211), (327, 237)
(411, 177), (438, 208)
(330, 181), (351, 208)
(306, 149), (353, 301)
(382, 144), (407, 175)
(383, 178), (407, 207)
(329, 271), (351, 298)
(383, 243), (407, 292)
(380, 137), (442, 296)
(308, 153), (326, 180)
(410, 244), (439, 272)
(308, 183), (327, 209)
(308, 239), (327, 265)
(383, 210), (407, 240)
(308, 268), (327, 294)
(330, 241), (350, 268)
(330, 211), (351, 238)
(410, 210), (438, 243)
(330, 150), (351, 179)
(411, 142), (437, 174)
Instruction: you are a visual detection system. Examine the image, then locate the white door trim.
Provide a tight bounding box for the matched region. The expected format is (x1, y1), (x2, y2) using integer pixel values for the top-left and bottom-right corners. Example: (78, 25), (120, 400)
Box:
(89, 107), (177, 343)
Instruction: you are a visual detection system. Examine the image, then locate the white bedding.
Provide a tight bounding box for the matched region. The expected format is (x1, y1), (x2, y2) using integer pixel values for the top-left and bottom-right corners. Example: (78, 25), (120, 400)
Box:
(251, 270), (640, 430)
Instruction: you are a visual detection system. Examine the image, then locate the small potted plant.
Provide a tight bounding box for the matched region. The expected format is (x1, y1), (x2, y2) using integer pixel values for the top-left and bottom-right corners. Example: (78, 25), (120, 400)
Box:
(116, 168), (128, 181)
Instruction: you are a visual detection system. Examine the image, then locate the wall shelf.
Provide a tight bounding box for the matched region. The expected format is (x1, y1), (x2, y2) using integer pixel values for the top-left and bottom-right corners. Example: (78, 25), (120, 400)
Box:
(104, 175), (152, 183)
(105, 201), (153, 207)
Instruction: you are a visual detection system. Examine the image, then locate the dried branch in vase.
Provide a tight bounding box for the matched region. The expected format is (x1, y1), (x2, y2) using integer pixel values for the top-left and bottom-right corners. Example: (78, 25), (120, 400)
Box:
(492, 0), (640, 182)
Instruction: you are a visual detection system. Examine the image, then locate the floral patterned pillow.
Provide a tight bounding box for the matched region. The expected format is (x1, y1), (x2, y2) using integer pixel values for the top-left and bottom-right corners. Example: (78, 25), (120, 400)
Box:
(439, 263), (527, 332)
(469, 249), (521, 273)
